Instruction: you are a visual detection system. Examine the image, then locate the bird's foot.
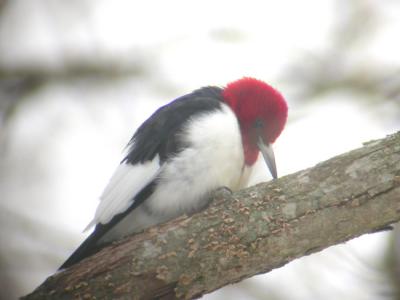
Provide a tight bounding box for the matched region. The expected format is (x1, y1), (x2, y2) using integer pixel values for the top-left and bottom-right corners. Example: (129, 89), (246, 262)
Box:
(207, 186), (233, 206)
(212, 186), (233, 198)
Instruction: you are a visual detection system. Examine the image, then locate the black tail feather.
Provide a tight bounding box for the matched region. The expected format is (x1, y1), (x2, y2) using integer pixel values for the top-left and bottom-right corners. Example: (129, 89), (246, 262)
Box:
(59, 179), (157, 269)
(59, 224), (109, 269)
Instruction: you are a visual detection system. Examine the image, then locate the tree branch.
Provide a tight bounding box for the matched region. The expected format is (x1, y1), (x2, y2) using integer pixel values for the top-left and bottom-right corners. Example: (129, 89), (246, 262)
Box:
(24, 132), (400, 300)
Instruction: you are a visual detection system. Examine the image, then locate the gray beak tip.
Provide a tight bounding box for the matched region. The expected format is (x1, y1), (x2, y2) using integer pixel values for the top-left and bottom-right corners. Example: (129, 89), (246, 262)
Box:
(257, 138), (278, 180)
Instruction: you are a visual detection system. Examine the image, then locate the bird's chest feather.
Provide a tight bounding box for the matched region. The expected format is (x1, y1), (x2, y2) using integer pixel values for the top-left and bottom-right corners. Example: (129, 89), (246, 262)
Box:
(145, 104), (251, 217)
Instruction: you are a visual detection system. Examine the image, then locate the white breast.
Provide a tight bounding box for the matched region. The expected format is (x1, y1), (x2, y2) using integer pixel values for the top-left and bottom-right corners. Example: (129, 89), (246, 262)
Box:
(144, 103), (250, 217)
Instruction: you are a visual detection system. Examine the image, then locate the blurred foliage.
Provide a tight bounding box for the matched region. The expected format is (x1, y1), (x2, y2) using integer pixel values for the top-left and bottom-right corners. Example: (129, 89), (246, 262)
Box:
(284, 0), (400, 117)
(385, 226), (400, 300)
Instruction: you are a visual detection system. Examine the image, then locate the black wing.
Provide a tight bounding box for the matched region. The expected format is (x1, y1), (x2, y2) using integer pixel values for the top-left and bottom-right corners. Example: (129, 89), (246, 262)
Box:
(123, 86), (223, 164)
(59, 86), (223, 269)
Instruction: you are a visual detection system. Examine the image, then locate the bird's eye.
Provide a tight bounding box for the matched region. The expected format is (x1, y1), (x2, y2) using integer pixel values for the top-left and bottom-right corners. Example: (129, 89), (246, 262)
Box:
(253, 119), (263, 129)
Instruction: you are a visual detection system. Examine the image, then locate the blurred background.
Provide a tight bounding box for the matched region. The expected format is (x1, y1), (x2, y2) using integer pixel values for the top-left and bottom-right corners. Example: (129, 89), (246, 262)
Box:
(0, 0), (399, 299)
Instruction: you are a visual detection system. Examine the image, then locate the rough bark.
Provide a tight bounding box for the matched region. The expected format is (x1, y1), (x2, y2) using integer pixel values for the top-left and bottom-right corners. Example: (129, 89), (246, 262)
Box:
(23, 132), (400, 300)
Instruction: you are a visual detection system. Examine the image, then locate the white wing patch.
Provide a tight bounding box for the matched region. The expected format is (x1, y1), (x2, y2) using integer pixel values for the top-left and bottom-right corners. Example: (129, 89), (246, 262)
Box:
(84, 156), (160, 231)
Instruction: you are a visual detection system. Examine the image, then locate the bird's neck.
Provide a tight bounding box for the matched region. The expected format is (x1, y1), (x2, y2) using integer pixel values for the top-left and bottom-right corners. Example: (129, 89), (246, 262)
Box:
(240, 129), (259, 166)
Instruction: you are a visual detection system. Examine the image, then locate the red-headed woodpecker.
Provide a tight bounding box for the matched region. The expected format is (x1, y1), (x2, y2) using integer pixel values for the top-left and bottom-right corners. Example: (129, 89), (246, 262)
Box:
(60, 77), (288, 269)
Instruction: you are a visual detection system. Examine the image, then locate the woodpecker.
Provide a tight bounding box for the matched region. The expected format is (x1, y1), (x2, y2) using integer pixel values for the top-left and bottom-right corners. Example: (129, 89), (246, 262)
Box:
(60, 77), (288, 269)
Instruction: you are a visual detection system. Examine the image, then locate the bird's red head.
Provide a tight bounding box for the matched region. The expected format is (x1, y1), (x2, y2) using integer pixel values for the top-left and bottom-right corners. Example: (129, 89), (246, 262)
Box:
(222, 77), (288, 171)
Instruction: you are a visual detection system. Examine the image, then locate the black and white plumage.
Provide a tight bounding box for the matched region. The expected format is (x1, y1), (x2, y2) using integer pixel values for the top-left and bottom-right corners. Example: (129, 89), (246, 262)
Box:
(60, 78), (288, 269)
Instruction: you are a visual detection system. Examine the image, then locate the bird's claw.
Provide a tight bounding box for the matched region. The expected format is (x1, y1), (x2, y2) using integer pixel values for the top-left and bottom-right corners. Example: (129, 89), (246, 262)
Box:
(210, 186), (233, 201)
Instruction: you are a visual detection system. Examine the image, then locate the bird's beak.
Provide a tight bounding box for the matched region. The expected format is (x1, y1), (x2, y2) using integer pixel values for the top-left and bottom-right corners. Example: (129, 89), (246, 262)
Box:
(257, 137), (277, 179)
